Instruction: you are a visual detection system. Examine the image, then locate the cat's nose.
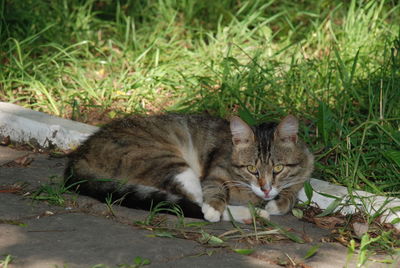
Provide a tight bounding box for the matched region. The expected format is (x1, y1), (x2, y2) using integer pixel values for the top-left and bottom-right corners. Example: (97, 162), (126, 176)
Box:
(261, 187), (271, 196)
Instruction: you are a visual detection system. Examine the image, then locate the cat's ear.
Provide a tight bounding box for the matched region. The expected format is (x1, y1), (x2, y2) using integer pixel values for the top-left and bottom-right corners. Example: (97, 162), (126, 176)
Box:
(275, 115), (298, 144)
(230, 116), (255, 146)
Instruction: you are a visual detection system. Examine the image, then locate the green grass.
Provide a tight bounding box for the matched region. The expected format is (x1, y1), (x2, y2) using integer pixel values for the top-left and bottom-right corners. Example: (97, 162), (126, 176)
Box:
(1, 0), (399, 196)
(0, 254), (13, 268)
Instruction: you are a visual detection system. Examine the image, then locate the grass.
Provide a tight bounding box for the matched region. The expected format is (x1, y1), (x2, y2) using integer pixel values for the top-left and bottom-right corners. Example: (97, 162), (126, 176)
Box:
(30, 175), (78, 206)
(0, 254), (13, 268)
(134, 201), (309, 260)
(0, 1), (399, 195)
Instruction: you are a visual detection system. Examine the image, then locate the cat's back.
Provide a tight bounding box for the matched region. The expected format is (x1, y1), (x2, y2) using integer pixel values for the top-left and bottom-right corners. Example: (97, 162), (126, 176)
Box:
(94, 113), (228, 145)
(70, 114), (231, 176)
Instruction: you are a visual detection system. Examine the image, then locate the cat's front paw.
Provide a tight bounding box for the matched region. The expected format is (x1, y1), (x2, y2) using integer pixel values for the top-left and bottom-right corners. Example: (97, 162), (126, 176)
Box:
(265, 200), (284, 215)
(202, 203), (221, 222)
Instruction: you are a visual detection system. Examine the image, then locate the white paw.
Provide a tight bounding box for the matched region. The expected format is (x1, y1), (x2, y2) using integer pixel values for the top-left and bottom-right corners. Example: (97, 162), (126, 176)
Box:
(202, 203), (221, 222)
(222, 205), (269, 224)
(257, 208), (270, 219)
(265, 200), (283, 215)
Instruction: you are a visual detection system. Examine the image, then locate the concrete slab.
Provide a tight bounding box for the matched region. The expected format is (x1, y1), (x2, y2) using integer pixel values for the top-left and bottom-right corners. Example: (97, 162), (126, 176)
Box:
(0, 146), (28, 165)
(0, 147), (66, 190)
(4, 214), (189, 268)
(298, 179), (400, 230)
(0, 193), (65, 220)
(0, 102), (98, 150)
(1, 147), (398, 267)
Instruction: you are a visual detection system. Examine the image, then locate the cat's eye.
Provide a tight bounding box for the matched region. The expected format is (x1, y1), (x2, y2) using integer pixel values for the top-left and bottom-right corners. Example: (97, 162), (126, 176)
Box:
(273, 165), (284, 173)
(247, 165), (258, 174)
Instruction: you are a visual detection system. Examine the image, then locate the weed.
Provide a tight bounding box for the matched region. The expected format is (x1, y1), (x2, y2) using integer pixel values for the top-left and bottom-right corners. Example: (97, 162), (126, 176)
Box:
(136, 201), (186, 227)
(30, 176), (76, 206)
(118, 256), (151, 268)
(104, 193), (118, 216)
(0, 255), (13, 268)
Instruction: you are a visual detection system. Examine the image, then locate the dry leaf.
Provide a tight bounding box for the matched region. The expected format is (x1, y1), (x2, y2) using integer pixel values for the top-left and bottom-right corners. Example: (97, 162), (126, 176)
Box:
(14, 155), (34, 166)
(0, 185), (23, 193)
(313, 216), (345, 229)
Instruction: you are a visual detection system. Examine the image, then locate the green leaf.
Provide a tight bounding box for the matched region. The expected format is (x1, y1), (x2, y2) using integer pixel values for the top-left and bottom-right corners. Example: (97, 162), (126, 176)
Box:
(315, 191), (342, 200)
(134, 256), (143, 265)
(258, 218), (304, 243)
(385, 150), (400, 168)
(238, 107), (257, 126)
(292, 208), (303, 219)
(141, 259), (151, 265)
(281, 229), (305, 244)
(184, 221), (212, 227)
(154, 231), (174, 238)
(233, 248), (255, 255)
(391, 218), (400, 225)
(390, 206), (400, 212)
(200, 231), (224, 245)
(316, 197), (343, 217)
(317, 101), (334, 146)
(304, 245), (320, 259)
(303, 180), (313, 204)
(208, 235), (224, 245)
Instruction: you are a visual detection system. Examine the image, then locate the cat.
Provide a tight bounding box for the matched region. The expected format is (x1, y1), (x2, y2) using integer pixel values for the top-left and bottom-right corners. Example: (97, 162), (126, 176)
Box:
(64, 113), (314, 223)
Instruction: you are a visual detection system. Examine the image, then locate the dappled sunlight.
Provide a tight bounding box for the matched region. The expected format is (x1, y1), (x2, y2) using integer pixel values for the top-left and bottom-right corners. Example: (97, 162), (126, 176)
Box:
(18, 257), (71, 268)
(0, 1), (399, 267)
(0, 225), (26, 250)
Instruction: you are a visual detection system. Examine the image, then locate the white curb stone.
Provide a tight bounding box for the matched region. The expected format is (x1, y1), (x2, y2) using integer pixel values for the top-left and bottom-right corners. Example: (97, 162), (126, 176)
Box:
(0, 102), (98, 150)
(1, 102), (399, 229)
(298, 179), (400, 230)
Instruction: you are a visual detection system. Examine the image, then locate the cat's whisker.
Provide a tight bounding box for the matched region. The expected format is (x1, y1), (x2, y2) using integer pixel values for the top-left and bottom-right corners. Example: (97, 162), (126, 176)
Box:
(231, 183), (252, 191)
(222, 180), (251, 190)
(278, 180), (303, 190)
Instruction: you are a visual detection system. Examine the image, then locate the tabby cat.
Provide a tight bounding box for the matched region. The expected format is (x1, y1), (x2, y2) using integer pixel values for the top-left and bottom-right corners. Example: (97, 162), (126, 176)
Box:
(64, 114), (313, 223)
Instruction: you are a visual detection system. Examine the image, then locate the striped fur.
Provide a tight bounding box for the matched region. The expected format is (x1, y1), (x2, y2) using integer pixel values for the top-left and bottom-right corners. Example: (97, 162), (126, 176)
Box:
(64, 114), (313, 221)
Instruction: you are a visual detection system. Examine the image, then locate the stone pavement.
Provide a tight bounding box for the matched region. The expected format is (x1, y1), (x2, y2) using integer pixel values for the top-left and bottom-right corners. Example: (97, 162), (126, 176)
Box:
(0, 146), (397, 268)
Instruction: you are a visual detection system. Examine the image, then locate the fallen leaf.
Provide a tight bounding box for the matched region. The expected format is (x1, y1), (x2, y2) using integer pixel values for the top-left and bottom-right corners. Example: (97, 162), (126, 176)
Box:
(199, 231), (225, 245)
(292, 208), (304, 219)
(14, 155), (34, 166)
(154, 231), (175, 238)
(316, 197), (343, 217)
(303, 244), (320, 259)
(0, 185), (24, 193)
(313, 216), (345, 229)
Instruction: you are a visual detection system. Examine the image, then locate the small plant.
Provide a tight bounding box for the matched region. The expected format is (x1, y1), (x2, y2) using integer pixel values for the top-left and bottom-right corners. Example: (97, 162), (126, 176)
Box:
(30, 176), (75, 206)
(0, 254), (13, 268)
(354, 233), (382, 267)
(104, 193), (116, 216)
(138, 201), (185, 227)
(117, 256), (151, 268)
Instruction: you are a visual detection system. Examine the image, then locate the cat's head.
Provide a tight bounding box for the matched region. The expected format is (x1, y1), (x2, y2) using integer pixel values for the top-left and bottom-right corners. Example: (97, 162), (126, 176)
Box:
(230, 115), (314, 201)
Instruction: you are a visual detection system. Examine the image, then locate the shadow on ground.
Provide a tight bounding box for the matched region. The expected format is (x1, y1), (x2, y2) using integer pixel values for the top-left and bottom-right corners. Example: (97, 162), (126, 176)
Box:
(0, 146), (396, 268)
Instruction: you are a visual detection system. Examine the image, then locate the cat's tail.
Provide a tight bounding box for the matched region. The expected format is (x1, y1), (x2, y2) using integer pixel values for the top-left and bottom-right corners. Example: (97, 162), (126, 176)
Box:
(64, 167), (204, 219)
